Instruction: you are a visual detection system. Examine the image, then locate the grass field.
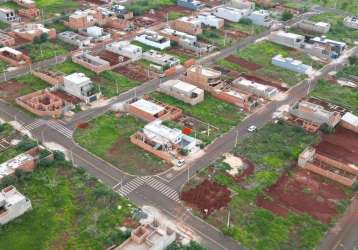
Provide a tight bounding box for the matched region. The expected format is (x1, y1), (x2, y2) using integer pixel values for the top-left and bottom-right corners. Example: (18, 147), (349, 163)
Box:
(311, 79), (358, 115)
(15, 74), (49, 95)
(168, 11), (186, 20)
(182, 122), (327, 250)
(52, 61), (139, 98)
(0, 156), (134, 250)
(74, 113), (170, 175)
(20, 41), (68, 63)
(126, 0), (175, 16)
(308, 13), (358, 45)
(198, 29), (235, 49)
(225, 21), (266, 36)
(151, 92), (245, 145)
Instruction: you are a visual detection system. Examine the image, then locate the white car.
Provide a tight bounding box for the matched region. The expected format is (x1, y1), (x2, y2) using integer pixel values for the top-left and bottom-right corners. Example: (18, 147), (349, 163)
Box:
(248, 125), (257, 132)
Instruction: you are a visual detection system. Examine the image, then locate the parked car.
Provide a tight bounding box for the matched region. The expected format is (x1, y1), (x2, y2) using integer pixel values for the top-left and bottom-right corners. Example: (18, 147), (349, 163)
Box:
(248, 125), (257, 132)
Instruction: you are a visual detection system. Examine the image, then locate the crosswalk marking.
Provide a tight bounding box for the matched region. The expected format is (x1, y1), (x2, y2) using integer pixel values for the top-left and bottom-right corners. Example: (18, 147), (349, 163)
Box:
(113, 176), (149, 197)
(47, 120), (73, 139)
(0, 138), (10, 151)
(23, 119), (46, 131)
(145, 177), (180, 202)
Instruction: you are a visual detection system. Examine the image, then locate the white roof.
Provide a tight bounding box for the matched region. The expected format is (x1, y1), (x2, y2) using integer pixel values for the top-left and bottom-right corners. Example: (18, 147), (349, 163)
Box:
(0, 186), (27, 206)
(64, 73), (91, 85)
(0, 47), (22, 56)
(342, 112), (358, 127)
(131, 99), (165, 115)
(144, 120), (182, 144)
(274, 30), (304, 39)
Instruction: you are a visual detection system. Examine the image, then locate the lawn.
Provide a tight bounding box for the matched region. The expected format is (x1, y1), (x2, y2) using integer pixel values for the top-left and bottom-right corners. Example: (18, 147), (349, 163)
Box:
(198, 28), (235, 49)
(15, 74), (49, 96)
(310, 79), (358, 115)
(0, 154), (134, 250)
(168, 11), (186, 20)
(74, 113), (170, 175)
(225, 21), (266, 36)
(52, 61), (139, 98)
(182, 122), (328, 250)
(20, 41), (68, 63)
(235, 41), (321, 86)
(309, 13), (358, 45)
(125, 0), (176, 16)
(0, 2), (20, 10)
(151, 92), (245, 145)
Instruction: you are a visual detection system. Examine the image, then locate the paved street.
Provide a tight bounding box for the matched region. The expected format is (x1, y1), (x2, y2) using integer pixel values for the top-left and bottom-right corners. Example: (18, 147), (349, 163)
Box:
(0, 11), (357, 250)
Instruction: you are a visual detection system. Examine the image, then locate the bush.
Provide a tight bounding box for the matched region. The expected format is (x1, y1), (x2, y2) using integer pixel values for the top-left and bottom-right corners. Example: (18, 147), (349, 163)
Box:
(15, 169), (32, 182)
(53, 150), (66, 161)
(17, 136), (37, 151)
(239, 17), (252, 25)
(38, 158), (53, 168)
(281, 11), (293, 21)
(348, 56), (358, 65)
(353, 181), (358, 192)
(320, 123), (335, 134)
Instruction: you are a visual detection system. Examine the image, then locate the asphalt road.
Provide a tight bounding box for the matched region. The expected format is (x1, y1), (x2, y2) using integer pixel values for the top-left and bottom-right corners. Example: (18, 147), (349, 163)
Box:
(0, 12), (357, 250)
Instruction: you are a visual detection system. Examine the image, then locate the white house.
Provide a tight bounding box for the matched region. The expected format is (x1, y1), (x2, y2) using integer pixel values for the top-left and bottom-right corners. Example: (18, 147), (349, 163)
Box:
(58, 31), (92, 48)
(63, 73), (99, 103)
(272, 54), (313, 75)
(142, 50), (180, 67)
(310, 36), (346, 56)
(0, 186), (32, 225)
(344, 16), (358, 29)
(135, 31), (171, 50)
(106, 41), (142, 60)
(212, 6), (250, 22)
(297, 20), (331, 34)
(159, 79), (204, 105)
(269, 30), (305, 49)
(248, 10), (273, 27)
(233, 77), (279, 99)
(196, 12), (224, 29)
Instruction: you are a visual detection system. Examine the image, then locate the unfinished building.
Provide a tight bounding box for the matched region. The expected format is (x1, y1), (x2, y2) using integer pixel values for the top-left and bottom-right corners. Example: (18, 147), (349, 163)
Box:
(12, 23), (56, 42)
(131, 120), (200, 166)
(0, 32), (15, 47)
(58, 31), (92, 48)
(32, 70), (64, 86)
(0, 186), (32, 225)
(65, 8), (106, 30)
(72, 51), (111, 74)
(159, 79), (204, 105)
(0, 47), (31, 66)
(127, 98), (182, 122)
(16, 90), (66, 118)
(105, 41), (142, 60)
(232, 77), (279, 99)
(296, 20), (331, 34)
(269, 30), (305, 49)
(298, 147), (357, 187)
(344, 16), (358, 30)
(172, 16), (203, 35)
(143, 50), (180, 68)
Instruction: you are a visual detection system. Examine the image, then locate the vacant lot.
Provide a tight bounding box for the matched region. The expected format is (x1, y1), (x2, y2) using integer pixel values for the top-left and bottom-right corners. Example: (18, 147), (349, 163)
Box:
(198, 28), (235, 49)
(225, 21), (266, 36)
(52, 61), (139, 98)
(34, 0), (79, 18)
(151, 92), (245, 144)
(310, 79), (358, 115)
(126, 0), (176, 16)
(0, 157), (134, 250)
(181, 122), (339, 250)
(20, 41), (68, 63)
(74, 113), (170, 175)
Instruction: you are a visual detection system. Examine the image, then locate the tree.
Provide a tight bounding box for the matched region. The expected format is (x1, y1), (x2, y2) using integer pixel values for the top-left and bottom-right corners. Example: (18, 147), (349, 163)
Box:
(348, 56), (358, 65)
(353, 181), (358, 192)
(281, 11), (293, 21)
(16, 136), (37, 151)
(319, 123), (335, 134)
(239, 17), (252, 25)
(40, 33), (49, 43)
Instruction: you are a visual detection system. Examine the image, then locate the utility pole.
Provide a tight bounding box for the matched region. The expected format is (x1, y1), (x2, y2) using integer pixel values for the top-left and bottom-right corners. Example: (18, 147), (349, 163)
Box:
(235, 128), (239, 148)
(227, 209), (231, 227)
(3, 70), (6, 81)
(187, 165), (190, 182)
(116, 80), (119, 95)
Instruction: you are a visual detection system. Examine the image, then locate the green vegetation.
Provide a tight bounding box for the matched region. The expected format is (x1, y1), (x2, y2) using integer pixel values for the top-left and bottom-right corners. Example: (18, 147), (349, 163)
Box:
(168, 11), (186, 20)
(0, 123), (13, 138)
(236, 41), (321, 86)
(310, 79), (358, 115)
(21, 41), (68, 63)
(52, 61), (138, 98)
(198, 28), (234, 49)
(309, 13), (358, 45)
(310, 0), (358, 13)
(0, 136), (37, 163)
(0, 61), (8, 72)
(167, 241), (209, 250)
(74, 113), (170, 175)
(0, 20), (9, 29)
(126, 0), (175, 16)
(225, 20), (266, 36)
(151, 92), (245, 145)
(0, 153), (134, 250)
(281, 11), (294, 21)
(184, 123), (326, 250)
(0, 2), (20, 10)
(34, 0), (79, 18)
(15, 74), (49, 96)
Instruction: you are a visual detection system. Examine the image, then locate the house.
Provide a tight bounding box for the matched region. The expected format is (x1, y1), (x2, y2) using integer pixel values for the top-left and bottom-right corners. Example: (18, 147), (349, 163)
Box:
(63, 73), (99, 104)
(196, 12), (224, 29)
(16, 90), (66, 118)
(212, 6), (251, 22)
(18, 7), (39, 19)
(184, 65), (222, 90)
(344, 16), (358, 30)
(0, 152), (35, 180)
(177, 0), (205, 10)
(80, 26), (111, 42)
(72, 51), (110, 74)
(0, 8), (19, 23)
(105, 41), (142, 60)
(269, 30), (305, 49)
(0, 32), (15, 47)
(0, 186), (32, 225)
(310, 36), (346, 57)
(341, 112), (358, 133)
(111, 4), (133, 20)
(297, 20), (330, 34)
(160, 28), (215, 54)
(134, 31), (171, 50)
(0, 47), (31, 66)
(272, 54), (313, 75)
(13, 23), (56, 42)
(127, 98), (182, 122)
(58, 31), (92, 48)
(66, 9), (105, 30)
(13, 0), (36, 8)
(233, 77), (279, 99)
(172, 16), (203, 35)
(114, 223), (176, 250)
(303, 42), (339, 61)
(289, 100), (342, 127)
(230, 0), (255, 10)
(248, 10), (273, 27)
(143, 50), (180, 68)
(159, 79), (204, 105)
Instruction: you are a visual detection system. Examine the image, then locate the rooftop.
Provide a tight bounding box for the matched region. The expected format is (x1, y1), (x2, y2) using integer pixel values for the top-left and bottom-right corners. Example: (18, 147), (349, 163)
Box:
(341, 112), (358, 127)
(64, 73), (91, 85)
(0, 153), (33, 180)
(131, 99), (165, 116)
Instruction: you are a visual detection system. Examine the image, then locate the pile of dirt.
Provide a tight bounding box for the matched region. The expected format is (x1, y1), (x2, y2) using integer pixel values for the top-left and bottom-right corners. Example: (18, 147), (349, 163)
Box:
(257, 169), (349, 223)
(76, 122), (89, 129)
(225, 55), (262, 71)
(181, 179), (231, 217)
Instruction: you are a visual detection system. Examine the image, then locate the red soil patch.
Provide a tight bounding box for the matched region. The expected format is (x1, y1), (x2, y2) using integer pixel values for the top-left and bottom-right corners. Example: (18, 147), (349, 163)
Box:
(122, 217), (140, 228)
(76, 122), (89, 129)
(52, 90), (81, 104)
(257, 169), (349, 223)
(114, 63), (153, 82)
(234, 158), (255, 182)
(97, 50), (128, 66)
(225, 55), (262, 71)
(0, 80), (25, 101)
(241, 73), (288, 91)
(181, 179), (231, 217)
(221, 29), (249, 39)
(315, 126), (358, 165)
